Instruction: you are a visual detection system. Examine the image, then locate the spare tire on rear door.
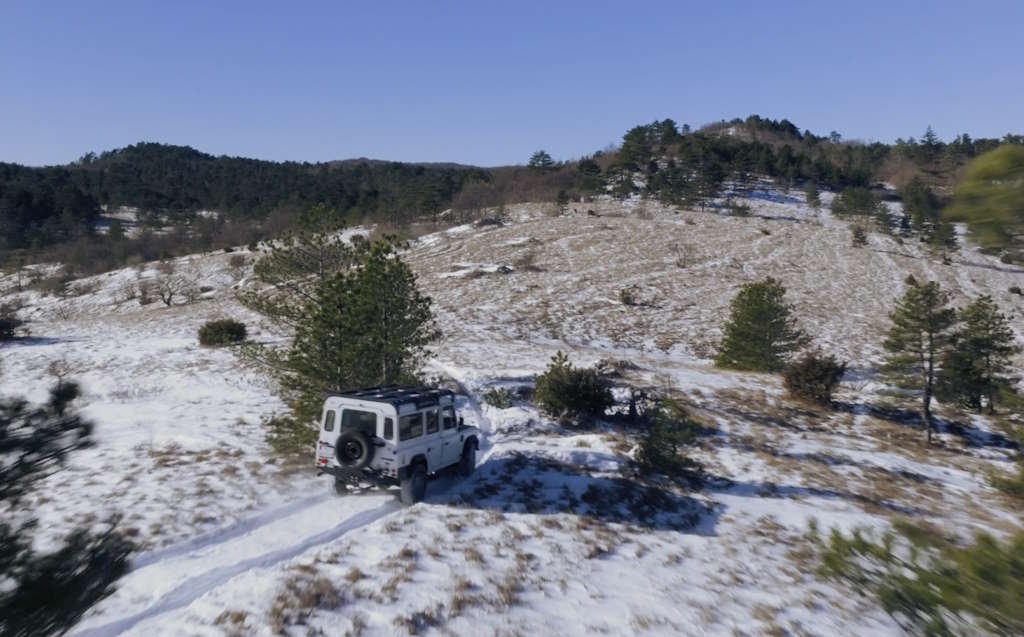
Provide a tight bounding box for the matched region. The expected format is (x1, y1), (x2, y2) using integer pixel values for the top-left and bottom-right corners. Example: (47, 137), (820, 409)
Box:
(335, 430), (374, 470)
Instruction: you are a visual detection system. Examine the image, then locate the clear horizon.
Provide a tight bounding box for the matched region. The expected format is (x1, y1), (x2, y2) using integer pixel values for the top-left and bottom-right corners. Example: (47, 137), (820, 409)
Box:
(2, 0), (1023, 167)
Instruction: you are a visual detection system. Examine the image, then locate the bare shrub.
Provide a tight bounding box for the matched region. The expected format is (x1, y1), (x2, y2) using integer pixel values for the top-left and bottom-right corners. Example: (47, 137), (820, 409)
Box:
(512, 250), (543, 272)
(47, 358), (84, 386)
(32, 271), (74, 298)
(52, 303), (73, 321)
(851, 223), (869, 247)
(115, 281), (137, 304)
(137, 280), (156, 306)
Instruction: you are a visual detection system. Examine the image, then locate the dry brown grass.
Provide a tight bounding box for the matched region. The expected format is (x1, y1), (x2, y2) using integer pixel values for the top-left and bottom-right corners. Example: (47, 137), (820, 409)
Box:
(267, 570), (342, 634)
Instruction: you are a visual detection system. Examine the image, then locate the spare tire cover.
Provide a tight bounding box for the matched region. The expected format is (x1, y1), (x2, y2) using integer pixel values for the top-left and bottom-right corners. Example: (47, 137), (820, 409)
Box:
(335, 430), (374, 469)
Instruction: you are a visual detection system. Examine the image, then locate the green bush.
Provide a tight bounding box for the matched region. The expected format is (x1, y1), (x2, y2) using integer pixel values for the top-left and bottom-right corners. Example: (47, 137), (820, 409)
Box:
(482, 387), (515, 409)
(198, 319), (247, 346)
(715, 277), (808, 372)
(831, 187), (881, 217)
(819, 522), (1024, 636)
(533, 351), (614, 423)
(783, 351), (847, 406)
(636, 398), (703, 485)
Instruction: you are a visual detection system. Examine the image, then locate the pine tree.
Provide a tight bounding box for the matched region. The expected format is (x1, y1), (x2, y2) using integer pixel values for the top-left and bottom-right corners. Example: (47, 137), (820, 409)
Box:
(804, 181), (821, 210)
(528, 150), (555, 172)
(0, 382), (133, 636)
(882, 277), (956, 443)
(238, 204), (360, 331)
(921, 125), (941, 162)
(715, 277), (808, 372)
(278, 241), (438, 424)
(938, 296), (1020, 413)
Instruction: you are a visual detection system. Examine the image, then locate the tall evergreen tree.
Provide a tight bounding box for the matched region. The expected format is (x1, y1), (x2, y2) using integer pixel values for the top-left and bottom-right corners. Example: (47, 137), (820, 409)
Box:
(715, 277), (808, 372)
(938, 295), (1020, 412)
(527, 150), (555, 172)
(276, 240), (438, 424)
(882, 277), (956, 443)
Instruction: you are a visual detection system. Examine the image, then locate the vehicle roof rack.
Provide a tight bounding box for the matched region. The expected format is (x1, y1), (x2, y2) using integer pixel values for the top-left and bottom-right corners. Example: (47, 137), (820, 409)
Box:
(332, 385), (455, 409)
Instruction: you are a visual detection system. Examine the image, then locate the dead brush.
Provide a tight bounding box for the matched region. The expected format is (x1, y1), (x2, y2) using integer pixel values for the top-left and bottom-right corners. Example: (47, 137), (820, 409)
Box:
(392, 604), (444, 635)
(492, 572), (523, 608)
(464, 546), (485, 565)
(449, 576), (484, 617)
(267, 573), (342, 634)
(344, 567), (364, 584)
(214, 610), (249, 637)
(380, 570), (412, 601)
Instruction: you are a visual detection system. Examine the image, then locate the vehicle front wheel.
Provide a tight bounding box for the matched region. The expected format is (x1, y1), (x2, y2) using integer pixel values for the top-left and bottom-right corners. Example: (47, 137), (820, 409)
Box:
(459, 443), (477, 477)
(400, 463), (427, 505)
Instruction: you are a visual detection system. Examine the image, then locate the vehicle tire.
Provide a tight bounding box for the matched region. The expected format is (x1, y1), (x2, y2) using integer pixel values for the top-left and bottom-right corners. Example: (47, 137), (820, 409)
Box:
(458, 442), (477, 477)
(400, 462), (427, 505)
(335, 431), (374, 470)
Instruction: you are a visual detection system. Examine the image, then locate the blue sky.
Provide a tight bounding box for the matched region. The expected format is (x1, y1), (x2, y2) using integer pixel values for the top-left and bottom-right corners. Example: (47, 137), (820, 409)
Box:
(2, 1), (1022, 167)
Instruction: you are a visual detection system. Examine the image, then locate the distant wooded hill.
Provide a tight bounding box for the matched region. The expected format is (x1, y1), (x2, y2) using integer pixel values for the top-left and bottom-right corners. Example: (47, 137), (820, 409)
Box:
(2, 116), (1020, 261)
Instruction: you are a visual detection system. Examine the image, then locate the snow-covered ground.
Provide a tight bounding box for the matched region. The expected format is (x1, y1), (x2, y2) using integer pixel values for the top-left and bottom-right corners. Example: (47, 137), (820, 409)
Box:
(1, 188), (1021, 635)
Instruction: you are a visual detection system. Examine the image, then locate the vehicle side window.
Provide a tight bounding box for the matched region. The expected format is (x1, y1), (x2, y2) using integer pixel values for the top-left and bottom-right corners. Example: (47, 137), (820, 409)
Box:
(399, 413), (423, 441)
(342, 409), (377, 437)
(323, 409), (335, 432)
(442, 407), (456, 430)
(383, 417), (394, 440)
(425, 409), (439, 434)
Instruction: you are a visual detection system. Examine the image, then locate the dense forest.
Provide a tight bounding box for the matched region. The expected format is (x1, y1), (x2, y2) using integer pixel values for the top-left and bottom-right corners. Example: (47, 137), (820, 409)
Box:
(0, 144), (486, 255)
(2, 116), (1022, 269)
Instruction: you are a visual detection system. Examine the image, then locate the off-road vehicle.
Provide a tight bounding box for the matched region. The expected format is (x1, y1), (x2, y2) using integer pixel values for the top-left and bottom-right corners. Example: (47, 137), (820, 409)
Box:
(315, 386), (480, 504)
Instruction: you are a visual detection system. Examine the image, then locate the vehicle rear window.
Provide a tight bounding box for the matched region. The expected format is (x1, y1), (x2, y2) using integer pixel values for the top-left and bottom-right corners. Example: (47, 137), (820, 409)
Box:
(399, 413), (423, 441)
(442, 407), (456, 430)
(425, 409), (439, 434)
(323, 410), (335, 432)
(342, 409), (377, 436)
(383, 417), (394, 440)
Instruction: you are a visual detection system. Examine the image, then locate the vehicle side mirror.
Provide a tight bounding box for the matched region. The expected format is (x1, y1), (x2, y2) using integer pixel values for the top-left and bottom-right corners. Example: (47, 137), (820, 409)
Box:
(459, 416), (464, 427)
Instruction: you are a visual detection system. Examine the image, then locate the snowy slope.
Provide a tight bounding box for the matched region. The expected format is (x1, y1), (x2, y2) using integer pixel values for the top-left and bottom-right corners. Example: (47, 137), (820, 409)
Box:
(1, 188), (1021, 636)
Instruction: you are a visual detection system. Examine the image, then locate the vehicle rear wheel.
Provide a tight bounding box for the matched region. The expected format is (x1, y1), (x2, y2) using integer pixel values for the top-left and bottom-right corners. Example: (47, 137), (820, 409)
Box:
(459, 442), (477, 477)
(400, 463), (427, 505)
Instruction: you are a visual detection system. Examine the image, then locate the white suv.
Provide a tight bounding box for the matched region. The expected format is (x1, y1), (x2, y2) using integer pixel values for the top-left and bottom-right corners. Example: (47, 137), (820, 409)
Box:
(315, 386), (480, 504)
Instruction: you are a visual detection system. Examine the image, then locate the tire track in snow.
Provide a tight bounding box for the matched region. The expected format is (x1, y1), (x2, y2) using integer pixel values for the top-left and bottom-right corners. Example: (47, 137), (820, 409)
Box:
(131, 492), (330, 569)
(73, 499), (401, 637)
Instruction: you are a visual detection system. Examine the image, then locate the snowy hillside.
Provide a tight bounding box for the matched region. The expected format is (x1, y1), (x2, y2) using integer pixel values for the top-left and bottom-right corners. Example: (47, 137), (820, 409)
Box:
(2, 187), (1022, 636)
